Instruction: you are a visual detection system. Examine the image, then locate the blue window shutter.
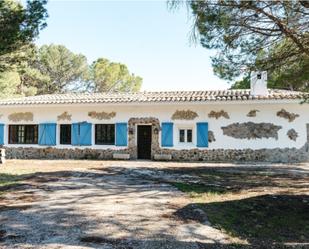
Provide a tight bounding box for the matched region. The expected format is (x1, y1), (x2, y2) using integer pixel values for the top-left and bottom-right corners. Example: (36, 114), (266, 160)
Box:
(161, 122), (173, 147)
(71, 123), (80, 145)
(0, 124), (4, 145)
(116, 123), (127, 146)
(45, 123), (56, 145)
(39, 123), (57, 146)
(38, 124), (46, 145)
(197, 122), (208, 148)
(79, 122), (92, 146)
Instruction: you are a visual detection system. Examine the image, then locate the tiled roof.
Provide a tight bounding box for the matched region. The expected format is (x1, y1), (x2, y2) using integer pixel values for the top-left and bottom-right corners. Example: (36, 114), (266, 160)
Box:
(0, 89), (305, 106)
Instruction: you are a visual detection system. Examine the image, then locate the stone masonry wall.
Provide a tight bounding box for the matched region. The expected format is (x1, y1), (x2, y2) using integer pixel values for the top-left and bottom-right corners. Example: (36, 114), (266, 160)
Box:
(221, 122), (282, 140)
(127, 117), (160, 159)
(3, 117), (309, 163)
(156, 146), (309, 163)
(4, 147), (130, 160)
(5, 144), (309, 163)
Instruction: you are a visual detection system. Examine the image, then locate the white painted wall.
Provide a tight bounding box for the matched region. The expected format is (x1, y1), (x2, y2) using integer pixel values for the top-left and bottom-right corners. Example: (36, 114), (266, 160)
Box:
(0, 101), (308, 150)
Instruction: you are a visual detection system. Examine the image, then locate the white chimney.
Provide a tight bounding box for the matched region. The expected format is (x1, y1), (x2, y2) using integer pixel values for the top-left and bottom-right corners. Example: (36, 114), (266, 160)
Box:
(250, 71), (268, 96)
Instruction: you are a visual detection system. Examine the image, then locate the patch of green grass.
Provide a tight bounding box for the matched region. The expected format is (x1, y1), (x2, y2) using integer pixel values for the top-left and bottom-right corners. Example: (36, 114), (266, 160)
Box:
(172, 182), (227, 198)
(0, 173), (22, 194)
(170, 166), (309, 245)
(202, 195), (309, 244)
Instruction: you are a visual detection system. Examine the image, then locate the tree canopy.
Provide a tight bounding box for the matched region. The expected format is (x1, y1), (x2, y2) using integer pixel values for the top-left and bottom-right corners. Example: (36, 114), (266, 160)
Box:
(90, 58), (142, 93)
(0, 44), (143, 97)
(0, 0), (48, 71)
(170, 0), (309, 89)
(0, 1), (142, 97)
(231, 39), (309, 91)
(34, 44), (89, 94)
(0, 71), (21, 99)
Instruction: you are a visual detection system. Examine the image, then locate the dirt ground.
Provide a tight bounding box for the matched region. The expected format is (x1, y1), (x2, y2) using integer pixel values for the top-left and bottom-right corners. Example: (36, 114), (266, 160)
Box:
(0, 160), (308, 249)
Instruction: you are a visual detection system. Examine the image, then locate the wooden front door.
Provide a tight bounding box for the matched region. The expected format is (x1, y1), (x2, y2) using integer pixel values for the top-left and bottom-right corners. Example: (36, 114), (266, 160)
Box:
(137, 125), (152, 159)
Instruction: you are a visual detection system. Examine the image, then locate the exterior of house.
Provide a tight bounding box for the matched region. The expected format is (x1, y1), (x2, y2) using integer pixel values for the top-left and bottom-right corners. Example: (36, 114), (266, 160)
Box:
(0, 72), (308, 162)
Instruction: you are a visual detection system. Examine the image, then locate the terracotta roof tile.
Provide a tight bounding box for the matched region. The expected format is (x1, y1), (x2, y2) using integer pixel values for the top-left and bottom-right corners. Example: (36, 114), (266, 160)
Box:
(0, 89), (306, 106)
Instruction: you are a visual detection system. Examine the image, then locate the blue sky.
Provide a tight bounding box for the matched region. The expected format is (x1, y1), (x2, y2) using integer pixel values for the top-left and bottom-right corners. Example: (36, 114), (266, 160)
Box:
(35, 0), (229, 91)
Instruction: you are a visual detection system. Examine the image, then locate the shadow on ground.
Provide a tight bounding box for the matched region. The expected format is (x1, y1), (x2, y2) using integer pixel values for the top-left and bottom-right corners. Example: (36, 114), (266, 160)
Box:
(0, 168), (226, 248)
(175, 195), (309, 245)
(0, 163), (308, 248)
(164, 165), (309, 247)
(161, 165), (309, 193)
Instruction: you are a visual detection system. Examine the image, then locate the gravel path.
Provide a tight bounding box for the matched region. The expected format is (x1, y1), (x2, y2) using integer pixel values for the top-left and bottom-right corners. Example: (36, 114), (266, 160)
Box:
(0, 165), (229, 249)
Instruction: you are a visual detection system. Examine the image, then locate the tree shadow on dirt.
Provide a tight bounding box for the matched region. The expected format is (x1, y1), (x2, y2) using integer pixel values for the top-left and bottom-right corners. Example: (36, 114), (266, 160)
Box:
(159, 165), (309, 193)
(0, 168), (235, 248)
(0, 165), (308, 248)
(174, 194), (309, 246)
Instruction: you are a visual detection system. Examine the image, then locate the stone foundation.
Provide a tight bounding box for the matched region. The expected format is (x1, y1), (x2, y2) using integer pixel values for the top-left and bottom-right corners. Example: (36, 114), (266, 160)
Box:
(4, 145), (309, 163)
(4, 147), (129, 160)
(156, 146), (309, 163)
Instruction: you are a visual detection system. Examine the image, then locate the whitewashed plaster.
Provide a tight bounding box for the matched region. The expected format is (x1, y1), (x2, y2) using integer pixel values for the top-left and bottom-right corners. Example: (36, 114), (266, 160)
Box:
(0, 101), (308, 150)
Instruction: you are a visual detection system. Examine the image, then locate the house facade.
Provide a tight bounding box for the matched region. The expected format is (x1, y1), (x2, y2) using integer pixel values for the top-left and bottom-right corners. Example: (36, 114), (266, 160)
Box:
(0, 73), (308, 162)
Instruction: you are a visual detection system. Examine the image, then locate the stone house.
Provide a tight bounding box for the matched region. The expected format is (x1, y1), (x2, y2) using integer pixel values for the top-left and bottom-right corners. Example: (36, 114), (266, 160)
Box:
(0, 72), (308, 162)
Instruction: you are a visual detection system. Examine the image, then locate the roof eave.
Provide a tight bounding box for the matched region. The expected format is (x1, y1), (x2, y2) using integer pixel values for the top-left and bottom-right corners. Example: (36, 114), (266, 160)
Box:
(0, 98), (303, 108)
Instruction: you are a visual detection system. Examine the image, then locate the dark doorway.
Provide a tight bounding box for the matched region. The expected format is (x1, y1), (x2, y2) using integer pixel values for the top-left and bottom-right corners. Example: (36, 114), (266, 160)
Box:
(137, 125), (152, 159)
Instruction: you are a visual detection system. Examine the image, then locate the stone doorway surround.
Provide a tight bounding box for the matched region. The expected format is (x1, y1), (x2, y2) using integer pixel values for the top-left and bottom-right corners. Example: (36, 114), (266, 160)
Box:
(128, 117), (160, 159)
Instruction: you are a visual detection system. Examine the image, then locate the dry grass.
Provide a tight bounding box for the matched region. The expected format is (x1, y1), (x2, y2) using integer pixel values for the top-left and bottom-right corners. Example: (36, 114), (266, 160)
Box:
(0, 159), (108, 175)
(0, 160), (110, 196)
(168, 165), (309, 246)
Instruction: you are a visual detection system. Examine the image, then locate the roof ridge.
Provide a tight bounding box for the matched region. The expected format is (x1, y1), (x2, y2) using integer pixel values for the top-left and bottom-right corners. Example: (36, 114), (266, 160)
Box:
(0, 88), (305, 106)
(10, 88), (302, 98)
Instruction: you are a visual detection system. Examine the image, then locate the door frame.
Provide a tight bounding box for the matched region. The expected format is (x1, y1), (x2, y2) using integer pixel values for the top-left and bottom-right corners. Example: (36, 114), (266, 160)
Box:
(137, 124), (152, 160)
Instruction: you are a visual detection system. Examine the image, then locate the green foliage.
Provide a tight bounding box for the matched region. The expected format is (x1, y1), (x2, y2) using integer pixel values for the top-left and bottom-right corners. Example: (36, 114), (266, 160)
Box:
(35, 44), (89, 94)
(231, 41), (309, 91)
(0, 173), (21, 188)
(0, 68), (39, 98)
(172, 182), (226, 197)
(262, 40), (309, 91)
(14, 44), (46, 96)
(205, 195), (309, 243)
(0, 71), (21, 98)
(171, 166), (309, 244)
(0, 0), (48, 71)
(170, 0), (309, 86)
(90, 58), (142, 92)
(0, 44), (143, 97)
(0, 1), (142, 96)
(230, 75), (250, 90)
(270, 59), (309, 91)
(0, 44), (50, 98)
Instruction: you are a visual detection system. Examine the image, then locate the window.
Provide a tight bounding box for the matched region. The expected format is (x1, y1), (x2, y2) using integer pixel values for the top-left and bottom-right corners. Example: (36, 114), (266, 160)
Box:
(95, 124), (115, 145)
(179, 129), (193, 143)
(179, 129), (185, 142)
(187, 129), (192, 143)
(60, 124), (71, 145)
(9, 125), (38, 144)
